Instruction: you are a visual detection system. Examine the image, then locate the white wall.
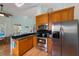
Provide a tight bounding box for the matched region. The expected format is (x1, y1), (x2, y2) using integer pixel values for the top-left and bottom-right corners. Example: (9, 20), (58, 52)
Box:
(0, 16), (36, 36)
(11, 16), (36, 35)
(0, 16), (12, 37)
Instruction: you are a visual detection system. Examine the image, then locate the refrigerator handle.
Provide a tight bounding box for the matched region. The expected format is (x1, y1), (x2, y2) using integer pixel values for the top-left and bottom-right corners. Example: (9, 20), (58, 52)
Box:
(60, 27), (64, 40)
(60, 26), (64, 56)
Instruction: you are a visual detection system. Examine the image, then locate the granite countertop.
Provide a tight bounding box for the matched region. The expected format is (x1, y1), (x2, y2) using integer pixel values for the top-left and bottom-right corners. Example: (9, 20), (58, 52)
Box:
(12, 33), (36, 39)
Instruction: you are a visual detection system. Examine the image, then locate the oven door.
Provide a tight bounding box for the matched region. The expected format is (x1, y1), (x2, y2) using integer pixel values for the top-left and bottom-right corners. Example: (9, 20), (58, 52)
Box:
(37, 38), (46, 44)
(37, 37), (47, 51)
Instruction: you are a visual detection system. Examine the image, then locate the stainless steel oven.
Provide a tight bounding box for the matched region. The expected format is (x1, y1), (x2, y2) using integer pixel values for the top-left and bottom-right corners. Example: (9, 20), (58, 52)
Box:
(37, 37), (47, 52)
(37, 24), (48, 52)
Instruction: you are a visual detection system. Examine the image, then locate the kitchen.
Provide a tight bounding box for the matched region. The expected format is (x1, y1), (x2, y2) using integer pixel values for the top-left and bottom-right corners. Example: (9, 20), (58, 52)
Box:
(0, 3), (79, 56)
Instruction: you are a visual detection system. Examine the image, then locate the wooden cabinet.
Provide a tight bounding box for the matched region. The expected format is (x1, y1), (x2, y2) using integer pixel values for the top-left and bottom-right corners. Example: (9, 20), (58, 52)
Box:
(36, 13), (48, 30)
(61, 9), (69, 22)
(33, 35), (37, 47)
(47, 38), (53, 56)
(36, 7), (74, 31)
(12, 36), (33, 56)
(49, 6), (74, 23)
(51, 11), (61, 23)
(48, 7), (74, 30)
(26, 36), (33, 50)
(12, 41), (19, 56)
(61, 7), (74, 22)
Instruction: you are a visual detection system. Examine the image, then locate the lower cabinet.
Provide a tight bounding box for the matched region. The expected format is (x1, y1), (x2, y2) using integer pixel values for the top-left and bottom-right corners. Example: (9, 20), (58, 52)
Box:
(12, 36), (33, 56)
(12, 35), (53, 56)
(33, 35), (37, 47)
(47, 38), (53, 56)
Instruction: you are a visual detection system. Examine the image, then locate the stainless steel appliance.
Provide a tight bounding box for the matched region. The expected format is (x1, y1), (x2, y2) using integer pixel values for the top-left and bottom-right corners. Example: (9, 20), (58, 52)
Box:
(51, 20), (79, 56)
(37, 37), (47, 52)
(37, 24), (48, 52)
(38, 24), (48, 30)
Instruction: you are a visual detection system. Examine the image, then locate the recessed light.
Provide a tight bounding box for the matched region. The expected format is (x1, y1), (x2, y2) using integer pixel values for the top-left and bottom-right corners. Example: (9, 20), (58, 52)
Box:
(0, 14), (4, 16)
(15, 3), (24, 7)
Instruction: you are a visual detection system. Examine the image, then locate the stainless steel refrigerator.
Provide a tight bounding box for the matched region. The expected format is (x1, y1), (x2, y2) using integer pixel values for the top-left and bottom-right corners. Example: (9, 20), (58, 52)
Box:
(51, 20), (79, 56)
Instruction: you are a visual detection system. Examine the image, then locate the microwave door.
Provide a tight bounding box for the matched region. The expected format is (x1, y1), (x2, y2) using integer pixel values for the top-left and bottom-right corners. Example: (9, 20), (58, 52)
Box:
(52, 23), (62, 56)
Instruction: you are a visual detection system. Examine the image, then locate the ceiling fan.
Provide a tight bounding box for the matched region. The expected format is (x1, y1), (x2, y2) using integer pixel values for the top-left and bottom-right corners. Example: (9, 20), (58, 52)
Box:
(0, 4), (13, 17)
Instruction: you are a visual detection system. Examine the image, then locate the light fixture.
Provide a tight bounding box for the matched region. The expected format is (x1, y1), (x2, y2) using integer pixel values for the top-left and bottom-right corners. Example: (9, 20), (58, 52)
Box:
(0, 4), (13, 17)
(15, 3), (24, 7)
(0, 13), (4, 16)
(0, 4), (4, 16)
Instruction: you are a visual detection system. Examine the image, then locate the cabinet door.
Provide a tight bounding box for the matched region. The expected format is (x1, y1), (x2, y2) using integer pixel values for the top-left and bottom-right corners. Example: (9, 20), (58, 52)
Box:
(36, 13), (48, 30)
(36, 16), (40, 30)
(47, 38), (52, 56)
(50, 7), (74, 23)
(42, 14), (48, 24)
(12, 41), (19, 56)
(19, 38), (28, 56)
(26, 36), (33, 50)
(33, 35), (37, 47)
(67, 7), (74, 20)
(38, 14), (48, 25)
(61, 7), (74, 22)
(51, 12), (61, 23)
(36, 16), (42, 25)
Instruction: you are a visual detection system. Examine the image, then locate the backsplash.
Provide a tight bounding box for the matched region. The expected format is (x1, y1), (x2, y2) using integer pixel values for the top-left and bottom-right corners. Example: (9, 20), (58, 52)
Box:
(11, 16), (36, 35)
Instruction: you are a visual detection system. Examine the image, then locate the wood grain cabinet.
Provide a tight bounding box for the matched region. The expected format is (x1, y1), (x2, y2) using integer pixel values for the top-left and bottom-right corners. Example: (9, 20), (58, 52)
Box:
(47, 38), (53, 56)
(61, 7), (74, 22)
(36, 13), (48, 30)
(49, 6), (74, 23)
(50, 11), (61, 23)
(33, 35), (37, 47)
(48, 7), (74, 30)
(36, 7), (74, 31)
(12, 36), (33, 56)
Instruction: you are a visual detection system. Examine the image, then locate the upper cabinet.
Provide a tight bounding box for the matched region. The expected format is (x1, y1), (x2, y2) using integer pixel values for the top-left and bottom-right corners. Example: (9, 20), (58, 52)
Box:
(36, 6), (74, 30)
(36, 13), (48, 25)
(36, 13), (48, 30)
(49, 7), (74, 23)
(61, 7), (74, 22)
(50, 11), (61, 23)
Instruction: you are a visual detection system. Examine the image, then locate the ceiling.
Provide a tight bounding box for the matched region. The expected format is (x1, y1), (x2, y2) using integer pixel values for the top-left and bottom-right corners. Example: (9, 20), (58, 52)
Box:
(1, 3), (78, 16)
(1, 3), (40, 16)
(0, 3), (56, 16)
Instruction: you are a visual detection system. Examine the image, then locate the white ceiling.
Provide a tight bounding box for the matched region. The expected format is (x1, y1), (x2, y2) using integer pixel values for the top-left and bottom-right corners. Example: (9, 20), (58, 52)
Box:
(0, 3), (56, 16)
(1, 3), (78, 16)
(2, 3), (40, 16)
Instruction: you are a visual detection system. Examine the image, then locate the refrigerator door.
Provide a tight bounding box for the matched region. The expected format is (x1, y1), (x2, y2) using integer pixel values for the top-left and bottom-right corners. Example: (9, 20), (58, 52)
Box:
(52, 23), (62, 56)
(61, 20), (78, 56)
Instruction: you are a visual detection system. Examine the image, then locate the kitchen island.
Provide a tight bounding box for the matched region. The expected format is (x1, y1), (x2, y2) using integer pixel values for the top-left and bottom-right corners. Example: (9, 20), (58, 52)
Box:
(11, 33), (37, 56)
